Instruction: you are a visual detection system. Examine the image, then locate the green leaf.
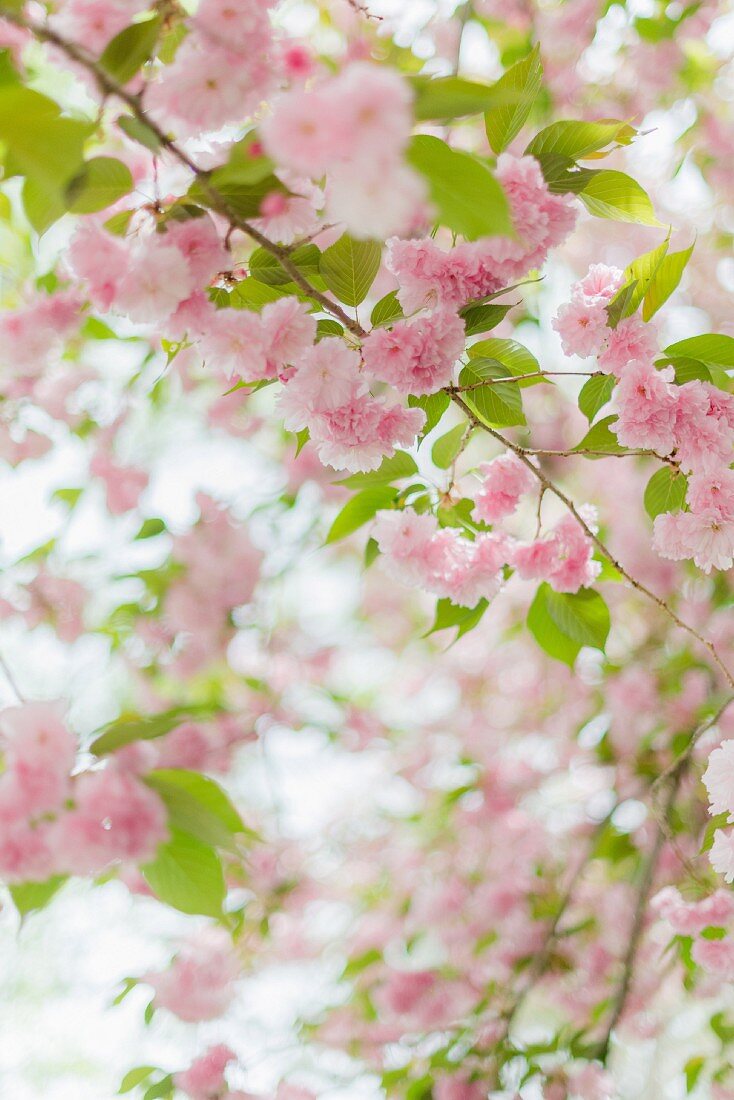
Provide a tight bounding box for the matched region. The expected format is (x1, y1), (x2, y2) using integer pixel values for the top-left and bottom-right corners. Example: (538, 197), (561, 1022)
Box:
(644, 467), (688, 519)
(319, 234), (381, 307)
(135, 517), (167, 540)
(484, 45), (543, 154)
(573, 415), (628, 455)
(99, 16), (162, 83)
(461, 302), (513, 337)
(409, 391), (450, 441)
(89, 706), (217, 755)
(119, 1067), (157, 1094)
(526, 119), (636, 160)
(370, 291), (404, 327)
(643, 241), (694, 321)
(578, 375), (615, 422)
(145, 769), (248, 853)
(10, 875), (67, 917)
(189, 172), (287, 221)
(22, 177), (65, 234)
(663, 333), (734, 371)
(606, 280), (639, 329)
(426, 597), (489, 640)
(407, 134), (512, 240)
(578, 170), (661, 226)
(336, 451), (419, 488)
(710, 1010), (734, 1044)
(66, 156), (133, 214)
(411, 75), (505, 121)
(325, 487), (396, 543)
(618, 237), (670, 317)
(458, 359), (526, 427)
(229, 277), (285, 310)
(468, 337), (541, 385)
(544, 587), (610, 649)
(250, 243), (321, 287)
(701, 811), (729, 853)
(142, 827), (225, 918)
(0, 87), (91, 192)
(432, 423), (468, 468)
(143, 1074), (174, 1100)
(117, 114), (161, 152)
(527, 584), (581, 666)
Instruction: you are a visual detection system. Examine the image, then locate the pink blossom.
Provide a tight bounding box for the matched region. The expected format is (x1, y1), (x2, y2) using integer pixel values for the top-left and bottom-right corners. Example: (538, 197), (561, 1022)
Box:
(653, 510), (734, 573)
(278, 340), (364, 432)
(0, 702), (76, 819)
(115, 243), (197, 325)
(598, 317), (659, 378)
(672, 382), (734, 474)
(553, 296), (609, 358)
(253, 175), (323, 246)
(52, 767), (168, 875)
(362, 308), (465, 395)
(513, 511), (600, 594)
(147, 39), (274, 138)
(691, 935), (734, 979)
(0, 818), (56, 884)
(652, 886), (734, 933)
(433, 1077), (486, 1100)
(174, 1045), (236, 1099)
(613, 361), (677, 452)
(578, 264), (625, 301)
(50, 0), (142, 54)
(163, 216), (229, 286)
(473, 452), (535, 523)
(67, 224), (130, 311)
(90, 452), (148, 515)
(145, 929), (239, 1022)
(703, 740), (734, 816)
(325, 158), (427, 239)
(687, 469), (734, 519)
(263, 63), (413, 178)
(709, 829), (734, 883)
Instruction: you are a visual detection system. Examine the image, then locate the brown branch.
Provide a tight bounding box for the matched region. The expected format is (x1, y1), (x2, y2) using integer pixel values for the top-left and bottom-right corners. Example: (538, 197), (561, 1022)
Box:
(597, 762), (686, 1061)
(447, 391), (734, 691)
(2, 8), (366, 338)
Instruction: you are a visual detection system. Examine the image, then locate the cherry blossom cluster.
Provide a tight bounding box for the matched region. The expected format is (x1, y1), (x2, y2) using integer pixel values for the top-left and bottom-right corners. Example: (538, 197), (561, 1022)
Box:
(0, 702), (168, 883)
(554, 266), (734, 572)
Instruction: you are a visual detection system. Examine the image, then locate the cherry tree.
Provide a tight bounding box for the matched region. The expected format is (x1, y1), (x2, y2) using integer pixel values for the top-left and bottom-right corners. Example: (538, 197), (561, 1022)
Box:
(0, 0), (733, 1097)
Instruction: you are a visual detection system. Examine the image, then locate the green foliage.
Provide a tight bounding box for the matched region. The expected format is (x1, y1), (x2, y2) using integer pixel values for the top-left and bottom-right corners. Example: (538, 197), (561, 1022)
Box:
(573, 415), (628, 455)
(99, 16), (163, 83)
(616, 237), (670, 317)
(371, 291), (404, 327)
(528, 583), (610, 665)
(468, 337), (542, 385)
(461, 302), (514, 336)
(484, 45), (543, 154)
(66, 156), (134, 214)
(326, 487), (397, 543)
(142, 827), (226, 918)
(644, 467), (688, 519)
(409, 391), (450, 441)
(250, 243), (321, 287)
(426, 597), (489, 641)
(117, 114), (161, 152)
(431, 423), (468, 468)
(336, 451), (419, 488)
(664, 334), (734, 371)
(643, 241), (694, 320)
(526, 118), (636, 160)
(319, 233), (381, 306)
(145, 769), (250, 853)
(577, 170), (661, 226)
(458, 359), (526, 427)
(89, 705), (219, 754)
(411, 75), (510, 121)
(578, 375), (615, 421)
(406, 134), (513, 239)
(10, 876), (67, 917)
(118, 1067), (158, 1094)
